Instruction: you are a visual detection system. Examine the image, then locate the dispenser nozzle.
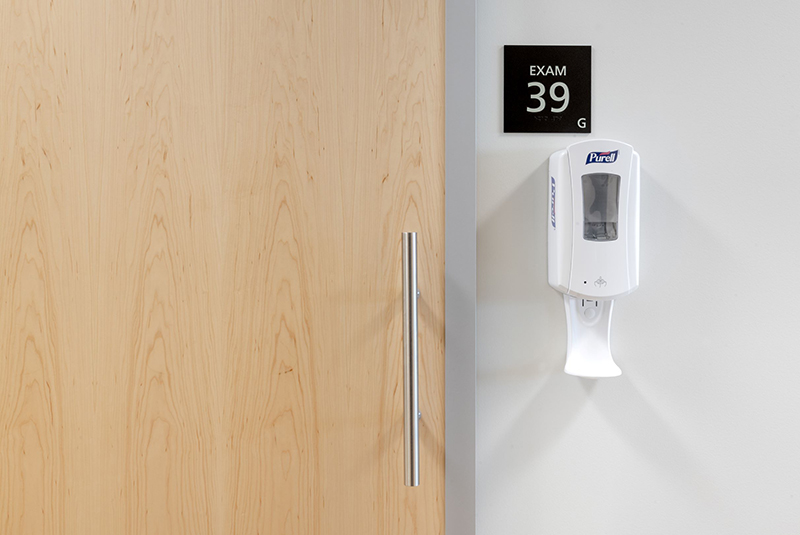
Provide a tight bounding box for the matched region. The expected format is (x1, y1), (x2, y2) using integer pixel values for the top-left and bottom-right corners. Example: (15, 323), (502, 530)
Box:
(563, 295), (621, 378)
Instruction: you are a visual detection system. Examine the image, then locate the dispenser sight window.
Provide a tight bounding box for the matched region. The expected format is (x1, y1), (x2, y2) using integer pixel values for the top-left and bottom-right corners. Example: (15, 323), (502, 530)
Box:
(581, 173), (620, 241)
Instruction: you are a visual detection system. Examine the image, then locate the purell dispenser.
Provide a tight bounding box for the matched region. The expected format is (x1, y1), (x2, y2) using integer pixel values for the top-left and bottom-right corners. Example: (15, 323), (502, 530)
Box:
(548, 140), (640, 377)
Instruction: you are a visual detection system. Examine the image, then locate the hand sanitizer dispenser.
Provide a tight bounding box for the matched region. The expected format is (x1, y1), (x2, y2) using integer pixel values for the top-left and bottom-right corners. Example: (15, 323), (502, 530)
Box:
(548, 139), (640, 377)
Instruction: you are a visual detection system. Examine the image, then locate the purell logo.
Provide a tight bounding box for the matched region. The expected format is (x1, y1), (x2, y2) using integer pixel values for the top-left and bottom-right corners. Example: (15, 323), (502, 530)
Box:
(550, 177), (556, 229)
(586, 150), (618, 164)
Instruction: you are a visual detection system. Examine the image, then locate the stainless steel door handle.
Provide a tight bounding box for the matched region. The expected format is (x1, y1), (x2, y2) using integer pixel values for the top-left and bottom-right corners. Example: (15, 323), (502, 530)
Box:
(402, 232), (420, 487)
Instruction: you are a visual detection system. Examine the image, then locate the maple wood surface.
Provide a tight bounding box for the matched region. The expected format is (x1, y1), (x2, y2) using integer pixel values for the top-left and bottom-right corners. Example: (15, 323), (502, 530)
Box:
(0, 0), (444, 533)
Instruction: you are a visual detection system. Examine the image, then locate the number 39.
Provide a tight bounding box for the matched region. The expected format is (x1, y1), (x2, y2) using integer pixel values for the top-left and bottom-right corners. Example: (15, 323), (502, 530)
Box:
(527, 82), (570, 113)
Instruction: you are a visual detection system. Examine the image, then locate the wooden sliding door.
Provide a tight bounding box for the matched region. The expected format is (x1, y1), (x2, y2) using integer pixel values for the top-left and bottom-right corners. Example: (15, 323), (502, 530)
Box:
(0, 0), (444, 533)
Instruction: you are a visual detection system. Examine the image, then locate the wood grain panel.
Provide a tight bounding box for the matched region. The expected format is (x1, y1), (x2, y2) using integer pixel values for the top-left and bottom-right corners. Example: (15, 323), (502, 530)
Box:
(0, 0), (444, 533)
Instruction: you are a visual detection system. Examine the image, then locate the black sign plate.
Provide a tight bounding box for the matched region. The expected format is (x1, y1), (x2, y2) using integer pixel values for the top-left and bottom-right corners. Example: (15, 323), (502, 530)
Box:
(504, 45), (591, 133)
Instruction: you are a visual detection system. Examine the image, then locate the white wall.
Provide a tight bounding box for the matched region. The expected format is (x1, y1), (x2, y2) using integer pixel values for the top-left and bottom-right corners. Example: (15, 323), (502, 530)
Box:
(477, 1), (800, 534)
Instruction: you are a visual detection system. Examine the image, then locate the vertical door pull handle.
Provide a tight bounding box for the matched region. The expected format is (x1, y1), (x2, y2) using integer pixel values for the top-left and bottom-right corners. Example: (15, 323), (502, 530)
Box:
(402, 232), (420, 487)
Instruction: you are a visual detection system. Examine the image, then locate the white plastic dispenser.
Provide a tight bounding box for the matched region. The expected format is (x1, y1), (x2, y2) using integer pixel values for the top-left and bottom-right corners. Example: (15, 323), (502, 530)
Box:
(548, 139), (640, 377)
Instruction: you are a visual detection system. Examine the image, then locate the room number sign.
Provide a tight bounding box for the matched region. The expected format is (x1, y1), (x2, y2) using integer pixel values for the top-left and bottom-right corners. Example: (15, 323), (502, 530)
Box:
(503, 45), (591, 134)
